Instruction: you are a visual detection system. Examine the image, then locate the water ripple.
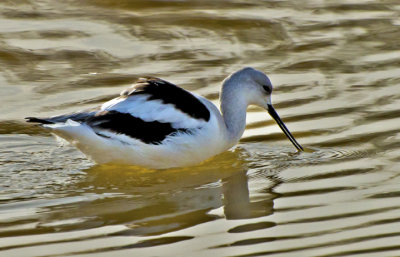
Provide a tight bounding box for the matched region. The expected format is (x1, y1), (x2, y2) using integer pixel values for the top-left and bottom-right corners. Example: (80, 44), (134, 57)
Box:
(1, 0), (400, 256)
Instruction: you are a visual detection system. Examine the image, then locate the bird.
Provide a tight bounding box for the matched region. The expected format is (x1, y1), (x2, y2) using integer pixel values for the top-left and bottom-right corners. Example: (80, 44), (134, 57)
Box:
(26, 67), (303, 169)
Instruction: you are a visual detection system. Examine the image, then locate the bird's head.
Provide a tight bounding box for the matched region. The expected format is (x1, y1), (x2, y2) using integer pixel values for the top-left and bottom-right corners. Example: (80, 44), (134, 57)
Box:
(223, 67), (303, 151)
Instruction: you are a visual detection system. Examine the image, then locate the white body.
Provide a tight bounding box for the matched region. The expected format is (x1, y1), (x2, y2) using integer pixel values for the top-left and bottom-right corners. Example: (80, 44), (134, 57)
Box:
(48, 96), (231, 169)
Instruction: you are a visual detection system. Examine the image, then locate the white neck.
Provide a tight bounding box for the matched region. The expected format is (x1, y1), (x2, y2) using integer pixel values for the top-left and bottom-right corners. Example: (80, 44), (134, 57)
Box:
(220, 81), (248, 146)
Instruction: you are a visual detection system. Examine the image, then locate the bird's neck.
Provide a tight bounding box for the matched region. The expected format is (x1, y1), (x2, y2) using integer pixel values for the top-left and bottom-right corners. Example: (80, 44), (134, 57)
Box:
(222, 104), (247, 145)
(220, 90), (248, 146)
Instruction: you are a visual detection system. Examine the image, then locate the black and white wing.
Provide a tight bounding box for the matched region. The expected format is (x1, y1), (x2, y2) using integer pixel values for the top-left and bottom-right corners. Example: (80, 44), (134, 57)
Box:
(26, 78), (211, 145)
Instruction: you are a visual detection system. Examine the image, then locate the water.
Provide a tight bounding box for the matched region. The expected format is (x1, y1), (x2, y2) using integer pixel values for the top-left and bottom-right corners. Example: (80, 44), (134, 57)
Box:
(1, 0), (400, 256)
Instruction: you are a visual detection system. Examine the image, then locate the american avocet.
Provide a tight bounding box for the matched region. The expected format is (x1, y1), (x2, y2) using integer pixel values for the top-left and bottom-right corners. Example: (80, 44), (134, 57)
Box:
(26, 67), (303, 169)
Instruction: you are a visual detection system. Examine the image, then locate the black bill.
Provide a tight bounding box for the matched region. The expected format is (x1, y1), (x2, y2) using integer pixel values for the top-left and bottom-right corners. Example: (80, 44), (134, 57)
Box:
(267, 104), (303, 151)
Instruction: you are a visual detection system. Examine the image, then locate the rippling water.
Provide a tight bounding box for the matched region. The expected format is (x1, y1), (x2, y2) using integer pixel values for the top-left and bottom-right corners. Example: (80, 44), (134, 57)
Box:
(1, 0), (400, 256)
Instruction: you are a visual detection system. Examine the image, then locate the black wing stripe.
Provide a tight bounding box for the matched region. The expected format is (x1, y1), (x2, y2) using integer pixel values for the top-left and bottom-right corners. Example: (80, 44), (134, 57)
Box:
(122, 78), (210, 121)
(87, 111), (188, 144)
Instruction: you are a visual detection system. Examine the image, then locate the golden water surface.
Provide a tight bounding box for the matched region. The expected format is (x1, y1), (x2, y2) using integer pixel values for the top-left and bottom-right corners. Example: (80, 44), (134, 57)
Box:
(1, 0), (400, 256)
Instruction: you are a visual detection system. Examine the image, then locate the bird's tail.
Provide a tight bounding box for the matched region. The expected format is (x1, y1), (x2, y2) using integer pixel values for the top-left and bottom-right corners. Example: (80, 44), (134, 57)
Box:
(25, 117), (55, 124)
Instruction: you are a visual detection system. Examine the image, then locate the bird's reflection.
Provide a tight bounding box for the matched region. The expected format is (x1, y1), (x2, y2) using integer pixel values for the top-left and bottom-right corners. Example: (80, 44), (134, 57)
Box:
(40, 151), (277, 236)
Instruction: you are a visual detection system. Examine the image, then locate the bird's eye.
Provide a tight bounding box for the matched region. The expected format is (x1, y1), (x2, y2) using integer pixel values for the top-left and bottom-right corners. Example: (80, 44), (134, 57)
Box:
(263, 85), (271, 94)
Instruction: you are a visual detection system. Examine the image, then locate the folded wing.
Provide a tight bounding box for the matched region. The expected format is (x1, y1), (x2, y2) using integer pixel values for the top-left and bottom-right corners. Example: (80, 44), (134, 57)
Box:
(26, 78), (211, 145)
